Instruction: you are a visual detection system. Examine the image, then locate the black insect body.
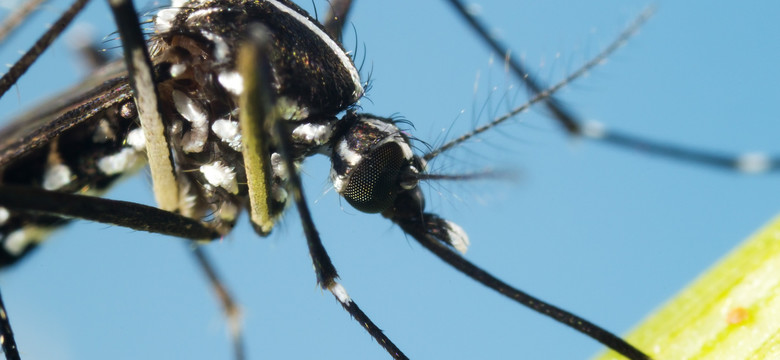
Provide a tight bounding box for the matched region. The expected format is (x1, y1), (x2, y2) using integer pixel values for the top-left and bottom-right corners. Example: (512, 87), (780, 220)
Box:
(0, 0), (541, 358)
(0, 0), (367, 260)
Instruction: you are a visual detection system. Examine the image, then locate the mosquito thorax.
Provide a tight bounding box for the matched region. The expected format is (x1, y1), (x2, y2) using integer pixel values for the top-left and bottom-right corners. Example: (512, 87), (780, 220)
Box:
(140, 0), (370, 234)
(153, 0), (363, 117)
(329, 112), (420, 214)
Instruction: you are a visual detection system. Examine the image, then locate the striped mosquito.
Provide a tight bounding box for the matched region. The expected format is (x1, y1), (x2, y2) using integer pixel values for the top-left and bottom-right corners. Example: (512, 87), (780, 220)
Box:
(0, 1), (778, 359)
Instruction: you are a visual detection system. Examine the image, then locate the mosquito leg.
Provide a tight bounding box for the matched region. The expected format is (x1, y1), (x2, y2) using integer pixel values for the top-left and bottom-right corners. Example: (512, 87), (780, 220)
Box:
(446, 1), (780, 173)
(108, 3), (253, 357)
(190, 245), (245, 360)
(0, 0), (47, 44)
(0, 0), (89, 99)
(322, 0), (353, 42)
(0, 191), (246, 357)
(385, 191), (651, 360)
(444, 0), (580, 135)
(0, 188), (248, 357)
(0, 288), (20, 360)
(237, 26), (408, 360)
(238, 26), (340, 283)
(0, 186), (218, 239)
(108, 0), (180, 212)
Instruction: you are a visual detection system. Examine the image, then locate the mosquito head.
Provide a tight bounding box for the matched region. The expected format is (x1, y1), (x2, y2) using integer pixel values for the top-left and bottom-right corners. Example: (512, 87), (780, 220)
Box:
(329, 111), (424, 213)
(328, 111), (470, 253)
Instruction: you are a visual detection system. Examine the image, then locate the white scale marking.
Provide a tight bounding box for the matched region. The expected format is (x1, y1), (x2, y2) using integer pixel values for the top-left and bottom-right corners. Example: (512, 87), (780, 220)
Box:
(336, 140), (362, 167)
(212, 119), (243, 151)
(0, 207), (9, 226)
(169, 63), (187, 77)
(582, 120), (606, 139)
(292, 123), (332, 145)
(331, 141), (361, 193)
(217, 71), (244, 96)
(187, 7), (222, 24)
(126, 128), (146, 151)
(173, 90), (209, 153)
(270, 152), (288, 180)
(201, 30), (230, 63)
(4, 227), (50, 256)
(200, 161), (238, 194)
(42, 164), (72, 191)
(153, 0), (192, 33)
(273, 187), (288, 203)
(97, 148), (141, 175)
(4, 229), (28, 256)
(444, 220), (470, 254)
(738, 152), (770, 173)
(330, 168), (345, 194)
(329, 282), (351, 304)
(154, 8), (179, 33)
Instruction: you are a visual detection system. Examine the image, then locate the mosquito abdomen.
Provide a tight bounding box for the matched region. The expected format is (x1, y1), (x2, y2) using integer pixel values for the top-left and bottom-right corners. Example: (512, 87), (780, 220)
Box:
(0, 94), (143, 266)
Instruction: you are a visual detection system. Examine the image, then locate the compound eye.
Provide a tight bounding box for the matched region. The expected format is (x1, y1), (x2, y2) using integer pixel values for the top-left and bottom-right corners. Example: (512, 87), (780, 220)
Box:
(343, 142), (407, 213)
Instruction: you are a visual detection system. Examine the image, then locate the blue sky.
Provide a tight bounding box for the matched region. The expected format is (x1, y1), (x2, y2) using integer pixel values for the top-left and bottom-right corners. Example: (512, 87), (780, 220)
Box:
(0, 1), (779, 359)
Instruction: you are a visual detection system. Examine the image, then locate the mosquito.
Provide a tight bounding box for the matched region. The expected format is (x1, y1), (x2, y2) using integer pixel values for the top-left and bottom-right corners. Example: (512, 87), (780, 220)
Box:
(0, 1), (777, 360)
